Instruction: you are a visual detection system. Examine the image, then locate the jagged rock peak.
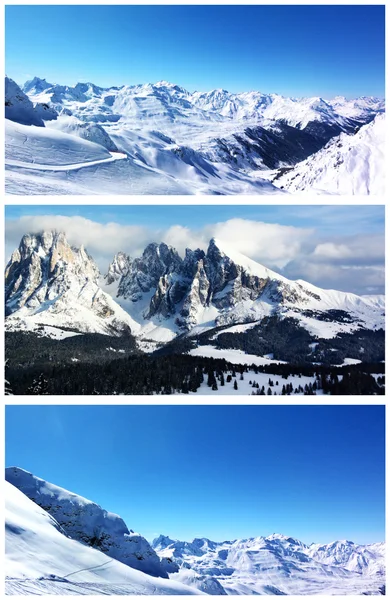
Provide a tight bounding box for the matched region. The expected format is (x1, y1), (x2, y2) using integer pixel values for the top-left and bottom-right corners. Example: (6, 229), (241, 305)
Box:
(105, 251), (131, 285)
(5, 230), (100, 314)
(142, 241), (181, 267)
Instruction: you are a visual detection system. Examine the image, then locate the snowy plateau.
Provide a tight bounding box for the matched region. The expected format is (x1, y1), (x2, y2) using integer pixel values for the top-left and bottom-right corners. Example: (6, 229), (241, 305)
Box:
(4, 76), (385, 195)
(5, 231), (385, 395)
(5, 468), (386, 595)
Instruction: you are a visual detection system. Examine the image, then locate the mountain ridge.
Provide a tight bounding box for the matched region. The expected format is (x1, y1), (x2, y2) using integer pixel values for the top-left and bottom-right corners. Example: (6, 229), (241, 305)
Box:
(5, 230), (384, 348)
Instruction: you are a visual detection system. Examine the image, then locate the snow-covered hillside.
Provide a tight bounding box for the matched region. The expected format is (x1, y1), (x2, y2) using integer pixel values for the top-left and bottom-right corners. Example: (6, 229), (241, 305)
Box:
(5, 478), (201, 596)
(5, 232), (385, 345)
(5, 76), (384, 194)
(5, 467), (176, 579)
(6, 468), (384, 595)
(273, 114), (385, 195)
(152, 534), (385, 595)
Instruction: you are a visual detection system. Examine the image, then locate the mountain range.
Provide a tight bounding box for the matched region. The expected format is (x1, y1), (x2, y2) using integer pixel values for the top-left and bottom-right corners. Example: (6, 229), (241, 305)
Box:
(5, 230), (384, 349)
(5, 76), (384, 195)
(5, 468), (385, 595)
(4, 229), (385, 395)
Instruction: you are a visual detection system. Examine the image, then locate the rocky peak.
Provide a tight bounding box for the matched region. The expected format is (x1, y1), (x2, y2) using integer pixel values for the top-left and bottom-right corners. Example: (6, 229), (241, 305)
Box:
(5, 230), (99, 315)
(5, 231), (139, 336)
(205, 238), (240, 296)
(105, 251), (131, 285)
(116, 242), (182, 301)
(182, 248), (206, 277)
(152, 534), (177, 550)
(142, 242), (182, 274)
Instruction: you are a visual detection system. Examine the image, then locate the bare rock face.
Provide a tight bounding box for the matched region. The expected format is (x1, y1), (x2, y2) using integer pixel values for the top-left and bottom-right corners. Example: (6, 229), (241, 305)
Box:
(105, 251), (131, 285)
(5, 467), (176, 579)
(116, 243), (182, 302)
(5, 231), (99, 315)
(5, 231), (136, 336)
(107, 237), (322, 331)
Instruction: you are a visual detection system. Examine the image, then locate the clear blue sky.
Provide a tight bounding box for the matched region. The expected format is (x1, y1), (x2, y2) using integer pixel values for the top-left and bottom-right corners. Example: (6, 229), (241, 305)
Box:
(6, 5), (385, 97)
(5, 405), (385, 545)
(4, 204), (385, 237)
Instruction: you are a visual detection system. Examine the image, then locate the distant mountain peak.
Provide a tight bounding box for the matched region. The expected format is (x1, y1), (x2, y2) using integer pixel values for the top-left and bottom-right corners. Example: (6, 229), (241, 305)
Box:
(23, 76), (53, 94)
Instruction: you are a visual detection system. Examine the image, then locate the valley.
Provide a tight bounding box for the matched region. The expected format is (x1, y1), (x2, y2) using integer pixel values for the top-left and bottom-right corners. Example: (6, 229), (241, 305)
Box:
(4, 76), (384, 195)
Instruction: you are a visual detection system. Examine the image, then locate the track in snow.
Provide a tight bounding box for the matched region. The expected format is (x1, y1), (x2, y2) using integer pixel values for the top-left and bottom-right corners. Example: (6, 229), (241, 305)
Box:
(5, 151), (127, 171)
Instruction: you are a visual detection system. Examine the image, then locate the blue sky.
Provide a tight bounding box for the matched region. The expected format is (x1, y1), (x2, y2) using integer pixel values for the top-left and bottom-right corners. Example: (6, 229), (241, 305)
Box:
(6, 5), (385, 97)
(5, 405), (385, 545)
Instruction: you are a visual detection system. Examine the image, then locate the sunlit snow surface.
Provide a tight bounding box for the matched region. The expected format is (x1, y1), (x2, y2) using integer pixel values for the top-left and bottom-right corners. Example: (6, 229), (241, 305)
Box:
(153, 535), (385, 595)
(5, 472), (385, 596)
(5, 78), (384, 195)
(273, 114), (385, 195)
(5, 481), (202, 596)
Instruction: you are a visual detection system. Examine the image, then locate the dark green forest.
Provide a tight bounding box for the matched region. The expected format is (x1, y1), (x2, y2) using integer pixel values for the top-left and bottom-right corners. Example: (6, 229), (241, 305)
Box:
(5, 331), (385, 396)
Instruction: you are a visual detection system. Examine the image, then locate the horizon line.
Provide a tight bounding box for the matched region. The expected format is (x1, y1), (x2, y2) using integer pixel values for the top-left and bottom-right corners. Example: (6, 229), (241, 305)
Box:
(8, 73), (385, 103)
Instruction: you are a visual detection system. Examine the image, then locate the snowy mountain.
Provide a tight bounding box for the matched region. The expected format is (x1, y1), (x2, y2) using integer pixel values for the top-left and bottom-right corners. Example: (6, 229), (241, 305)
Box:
(5, 75), (384, 195)
(272, 113), (385, 195)
(307, 540), (386, 576)
(5, 76), (57, 127)
(152, 533), (385, 595)
(5, 476), (201, 595)
(4, 231), (139, 338)
(23, 76), (54, 96)
(5, 232), (385, 349)
(6, 468), (384, 595)
(106, 236), (384, 343)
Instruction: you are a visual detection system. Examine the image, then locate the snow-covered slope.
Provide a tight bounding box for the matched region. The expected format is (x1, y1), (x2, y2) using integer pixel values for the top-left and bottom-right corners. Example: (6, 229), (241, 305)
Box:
(5, 232), (385, 343)
(5, 467), (176, 579)
(5, 231), (140, 337)
(6, 468), (384, 596)
(5, 119), (114, 167)
(152, 534), (385, 595)
(5, 479), (202, 596)
(307, 540), (386, 576)
(273, 114), (385, 195)
(5, 75), (384, 195)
